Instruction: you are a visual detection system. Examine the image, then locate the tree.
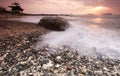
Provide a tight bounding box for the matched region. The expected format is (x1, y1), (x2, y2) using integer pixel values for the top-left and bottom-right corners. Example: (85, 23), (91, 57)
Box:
(0, 6), (7, 13)
(8, 2), (23, 13)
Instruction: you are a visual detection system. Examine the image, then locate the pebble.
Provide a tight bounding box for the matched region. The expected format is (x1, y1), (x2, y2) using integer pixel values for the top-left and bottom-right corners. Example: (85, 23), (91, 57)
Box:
(11, 68), (19, 73)
(28, 73), (33, 76)
(56, 56), (62, 60)
(103, 67), (109, 71)
(0, 31), (120, 76)
(42, 60), (53, 70)
(55, 64), (60, 68)
(42, 64), (49, 70)
(0, 67), (2, 71)
(0, 56), (4, 61)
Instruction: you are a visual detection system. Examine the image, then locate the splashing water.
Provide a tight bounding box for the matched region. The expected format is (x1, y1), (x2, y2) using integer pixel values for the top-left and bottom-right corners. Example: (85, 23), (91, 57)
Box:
(35, 16), (120, 59)
(7, 15), (120, 59)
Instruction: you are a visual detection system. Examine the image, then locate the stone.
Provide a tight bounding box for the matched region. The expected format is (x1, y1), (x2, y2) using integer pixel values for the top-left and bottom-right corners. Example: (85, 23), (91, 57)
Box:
(66, 66), (72, 71)
(0, 67), (2, 71)
(55, 64), (60, 68)
(14, 72), (20, 76)
(38, 17), (69, 31)
(56, 56), (62, 60)
(81, 66), (87, 73)
(0, 56), (4, 61)
(28, 73), (33, 76)
(1, 32), (120, 76)
(42, 60), (53, 70)
(12, 68), (19, 73)
(103, 67), (108, 71)
(1, 65), (8, 71)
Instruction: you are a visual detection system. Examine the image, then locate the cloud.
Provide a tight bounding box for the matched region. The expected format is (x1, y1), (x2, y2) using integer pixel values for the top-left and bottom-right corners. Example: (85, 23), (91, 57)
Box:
(74, 0), (120, 9)
(0, 0), (120, 14)
(72, 0), (120, 14)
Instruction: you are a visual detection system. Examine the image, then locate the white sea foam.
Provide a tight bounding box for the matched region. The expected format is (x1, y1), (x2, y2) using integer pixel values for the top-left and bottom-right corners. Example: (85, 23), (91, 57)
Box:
(8, 15), (120, 59)
(36, 16), (120, 59)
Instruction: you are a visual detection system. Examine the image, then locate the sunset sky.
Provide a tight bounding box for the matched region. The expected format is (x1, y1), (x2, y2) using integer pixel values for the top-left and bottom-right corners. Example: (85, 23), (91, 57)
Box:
(0, 0), (120, 15)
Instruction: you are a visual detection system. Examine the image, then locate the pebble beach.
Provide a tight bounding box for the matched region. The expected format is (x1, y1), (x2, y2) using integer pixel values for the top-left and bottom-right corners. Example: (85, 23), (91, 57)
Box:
(0, 14), (120, 76)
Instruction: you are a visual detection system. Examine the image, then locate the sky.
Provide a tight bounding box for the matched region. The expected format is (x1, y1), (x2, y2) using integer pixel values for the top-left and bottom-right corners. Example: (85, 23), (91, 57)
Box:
(0, 0), (120, 15)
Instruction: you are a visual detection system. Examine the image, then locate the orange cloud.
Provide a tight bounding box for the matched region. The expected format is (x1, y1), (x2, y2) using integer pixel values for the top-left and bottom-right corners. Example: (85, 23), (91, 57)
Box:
(91, 6), (109, 14)
(0, 0), (118, 14)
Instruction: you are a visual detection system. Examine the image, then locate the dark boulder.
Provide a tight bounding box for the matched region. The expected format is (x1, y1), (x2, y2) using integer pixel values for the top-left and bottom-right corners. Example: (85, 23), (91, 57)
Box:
(38, 17), (69, 31)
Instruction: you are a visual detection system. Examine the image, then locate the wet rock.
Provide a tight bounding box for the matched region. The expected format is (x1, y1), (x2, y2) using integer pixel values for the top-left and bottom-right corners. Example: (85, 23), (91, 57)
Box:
(38, 17), (69, 31)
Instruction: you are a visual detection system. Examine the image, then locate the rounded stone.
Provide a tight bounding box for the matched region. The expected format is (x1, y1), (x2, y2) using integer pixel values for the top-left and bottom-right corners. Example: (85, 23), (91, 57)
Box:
(38, 17), (69, 31)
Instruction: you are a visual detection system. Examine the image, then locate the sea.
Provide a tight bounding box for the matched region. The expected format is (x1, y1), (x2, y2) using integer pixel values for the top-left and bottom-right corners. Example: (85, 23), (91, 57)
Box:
(8, 15), (120, 59)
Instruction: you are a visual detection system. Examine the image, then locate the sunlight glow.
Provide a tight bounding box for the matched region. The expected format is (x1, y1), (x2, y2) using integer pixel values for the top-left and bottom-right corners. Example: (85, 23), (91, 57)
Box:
(91, 6), (109, 14)
(94, 6), (108, 10)
(93, 18), (103, 23)
(90, 24), (100, 29)
(92, 6), (108, 11)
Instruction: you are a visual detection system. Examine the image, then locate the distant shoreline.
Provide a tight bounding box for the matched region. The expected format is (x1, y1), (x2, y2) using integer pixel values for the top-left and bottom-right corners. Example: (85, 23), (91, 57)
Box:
(1, 11), (120, 18)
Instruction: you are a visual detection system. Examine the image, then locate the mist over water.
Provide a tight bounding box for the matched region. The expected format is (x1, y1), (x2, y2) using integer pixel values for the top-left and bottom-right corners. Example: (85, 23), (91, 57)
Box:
(8, 15), (120, 59)
(36, 16), (120, 59)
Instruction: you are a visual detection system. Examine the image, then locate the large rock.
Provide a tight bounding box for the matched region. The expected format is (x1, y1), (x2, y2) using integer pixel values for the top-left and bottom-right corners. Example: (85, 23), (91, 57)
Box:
(38, 17), (69, 31)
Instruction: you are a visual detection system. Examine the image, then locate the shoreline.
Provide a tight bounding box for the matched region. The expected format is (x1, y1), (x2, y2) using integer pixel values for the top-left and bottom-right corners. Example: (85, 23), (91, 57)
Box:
(0, 31), (120, 75)
(0, 20), (49, 38)
(0, 15), (120, 75)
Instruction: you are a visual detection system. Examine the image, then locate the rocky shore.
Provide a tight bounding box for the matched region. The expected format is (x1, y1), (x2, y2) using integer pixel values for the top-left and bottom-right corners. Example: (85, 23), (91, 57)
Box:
(0, 20), (49, 37)
(0, 15), (120, 76)
(0, 31), (120, 76)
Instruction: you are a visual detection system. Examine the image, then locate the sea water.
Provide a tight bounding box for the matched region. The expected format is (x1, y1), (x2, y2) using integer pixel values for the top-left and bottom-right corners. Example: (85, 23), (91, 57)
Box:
(9, 15), (120, 59)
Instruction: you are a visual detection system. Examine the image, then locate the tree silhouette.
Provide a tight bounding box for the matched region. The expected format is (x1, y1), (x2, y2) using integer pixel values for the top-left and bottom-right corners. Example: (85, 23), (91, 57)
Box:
(8, 2), (23, 13)
(0, 6), (7, 13)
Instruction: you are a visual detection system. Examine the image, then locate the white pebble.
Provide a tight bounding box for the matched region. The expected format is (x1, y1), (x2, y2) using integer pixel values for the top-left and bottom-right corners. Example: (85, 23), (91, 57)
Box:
(56, 56), (62, 60)
(55, 64), (60, 68)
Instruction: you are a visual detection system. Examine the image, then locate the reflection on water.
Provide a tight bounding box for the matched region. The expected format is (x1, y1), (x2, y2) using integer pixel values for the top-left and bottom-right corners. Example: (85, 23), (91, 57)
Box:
(90, 24), (101, 29)
(7, 16), (44, 23)
(36, 20), (120, 59)
(90, 18), (103, 29)
(35, 16), (120, 59)
(92, 18), (103, 23)
(7, 15), (120, 59)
